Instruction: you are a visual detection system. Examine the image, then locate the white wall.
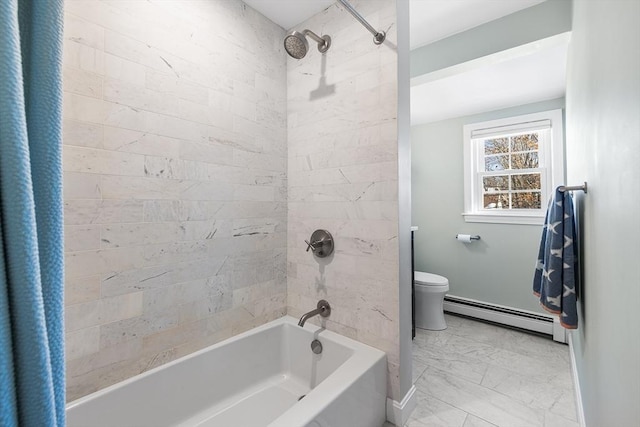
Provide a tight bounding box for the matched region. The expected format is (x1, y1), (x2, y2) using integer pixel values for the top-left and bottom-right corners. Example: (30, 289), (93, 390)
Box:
(410, 0), (572, 78)
(396, 0), (414, 406)
(565, 0), (640, 425)
(62, 0), (287, 401)
(286, 0), (403, 400)
(412, 98), (565, 313)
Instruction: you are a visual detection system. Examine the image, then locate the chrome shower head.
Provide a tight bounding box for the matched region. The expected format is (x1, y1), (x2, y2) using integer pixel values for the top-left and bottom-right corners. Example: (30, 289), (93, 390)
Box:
(284, 30), (331, 59)
(284, 31), (309, 59)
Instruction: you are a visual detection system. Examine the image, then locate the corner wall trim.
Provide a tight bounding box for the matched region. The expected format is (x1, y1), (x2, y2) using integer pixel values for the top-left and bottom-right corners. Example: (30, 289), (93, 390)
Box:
(568, 333), (586, 427)
(386, 385), (417, 426)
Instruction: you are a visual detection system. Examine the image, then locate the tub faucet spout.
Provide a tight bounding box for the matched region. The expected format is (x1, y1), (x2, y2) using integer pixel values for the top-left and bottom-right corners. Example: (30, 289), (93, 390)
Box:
(298, 300), (331, 327)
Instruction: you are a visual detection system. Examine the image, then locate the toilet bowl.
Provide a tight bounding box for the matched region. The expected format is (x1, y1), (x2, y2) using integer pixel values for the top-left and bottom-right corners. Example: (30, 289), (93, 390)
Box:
(414, 271), (449, 331)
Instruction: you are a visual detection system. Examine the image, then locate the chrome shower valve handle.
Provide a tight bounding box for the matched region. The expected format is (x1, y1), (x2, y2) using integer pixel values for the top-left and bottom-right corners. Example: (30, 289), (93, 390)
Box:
(304, 230), (334, 258)
(305, 239), (319, 252)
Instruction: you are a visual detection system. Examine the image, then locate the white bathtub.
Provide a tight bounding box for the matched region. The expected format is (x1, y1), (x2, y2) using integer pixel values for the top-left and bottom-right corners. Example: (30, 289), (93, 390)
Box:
(66, 316), (387, 427)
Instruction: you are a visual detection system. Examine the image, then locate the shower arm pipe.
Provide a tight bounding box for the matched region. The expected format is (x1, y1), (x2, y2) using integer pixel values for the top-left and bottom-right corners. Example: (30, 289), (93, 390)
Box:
(336, 0), (386, 44)
(302, 29), (326, 45)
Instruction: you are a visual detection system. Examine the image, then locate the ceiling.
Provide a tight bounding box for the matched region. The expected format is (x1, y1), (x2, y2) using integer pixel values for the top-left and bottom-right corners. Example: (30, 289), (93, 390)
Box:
(409, 0), (546, 49)
(411, 39), (569, 125)
(242, 0), (334, 30)
(243, 0), (567, 125)
(243, 0), (546, 47)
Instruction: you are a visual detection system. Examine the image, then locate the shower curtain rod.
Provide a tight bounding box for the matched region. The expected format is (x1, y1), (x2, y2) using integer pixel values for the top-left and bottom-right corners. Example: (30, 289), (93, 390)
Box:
(336, 0), (386, 44)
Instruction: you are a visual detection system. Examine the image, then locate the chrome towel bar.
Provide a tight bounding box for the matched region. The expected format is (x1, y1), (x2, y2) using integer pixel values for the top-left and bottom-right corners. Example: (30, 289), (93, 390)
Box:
(559, 182), (588, 193)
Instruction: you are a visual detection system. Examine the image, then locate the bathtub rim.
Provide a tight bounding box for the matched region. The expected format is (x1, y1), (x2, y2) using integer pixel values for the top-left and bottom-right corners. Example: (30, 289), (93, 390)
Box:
(66, 315), (387, 425)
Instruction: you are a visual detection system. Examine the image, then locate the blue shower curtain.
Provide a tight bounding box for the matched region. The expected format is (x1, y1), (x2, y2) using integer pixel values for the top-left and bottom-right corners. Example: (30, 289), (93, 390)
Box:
(0, 0), (65, 425)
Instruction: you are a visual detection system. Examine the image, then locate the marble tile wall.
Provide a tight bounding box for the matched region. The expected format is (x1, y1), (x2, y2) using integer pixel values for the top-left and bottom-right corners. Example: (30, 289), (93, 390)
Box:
(286, 0), (401, 399)
(62, 0), (287, 401)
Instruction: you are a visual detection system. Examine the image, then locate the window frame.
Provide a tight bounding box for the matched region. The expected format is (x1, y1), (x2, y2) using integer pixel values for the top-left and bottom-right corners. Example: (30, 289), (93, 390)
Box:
(462, 109), (565, 225)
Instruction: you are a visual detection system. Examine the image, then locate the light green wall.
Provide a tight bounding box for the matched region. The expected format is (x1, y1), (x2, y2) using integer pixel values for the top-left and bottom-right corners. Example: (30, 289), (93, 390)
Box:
(411, 98), (565, 313)
(411, 0), (572, 78)
(565, 0), (640, 425)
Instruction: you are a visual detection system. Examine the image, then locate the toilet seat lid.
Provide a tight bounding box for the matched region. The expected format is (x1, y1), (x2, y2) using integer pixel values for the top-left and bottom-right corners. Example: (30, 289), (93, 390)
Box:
(414, 271), (449, 286)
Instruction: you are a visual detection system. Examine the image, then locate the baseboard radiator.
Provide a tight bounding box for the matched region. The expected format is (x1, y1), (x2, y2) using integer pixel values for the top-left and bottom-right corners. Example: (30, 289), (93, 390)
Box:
(443, 295), (566, 343)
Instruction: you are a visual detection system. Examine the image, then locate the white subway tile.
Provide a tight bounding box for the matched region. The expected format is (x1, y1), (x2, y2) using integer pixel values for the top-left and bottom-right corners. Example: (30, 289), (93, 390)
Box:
(234, 184), (276, 202)
(66, 327), (100, 360)
(65, 275), (101, 306)
(103, 126), (181, 158)
(63, 119), (104, 149)
(63, 92), (105, 125)
(64, 13), (104, 50)
(100, 176), (182, 200)
(104, 77), (179, 116)
(64, 199), (144, 225)
(66, 292), (144, 332)
(63, 0), (290, 400)
(63, 67), (103, 98)
(63, 40), (105, 74)
(179, 140), (233, 166)
(286, 0), (399, 402)
(104, 53), (146, 86)
(64, 145), (145, 176)
(143, 157), (185, 180)
(65, 225), (101, 252)
(63, 172), (102, 199)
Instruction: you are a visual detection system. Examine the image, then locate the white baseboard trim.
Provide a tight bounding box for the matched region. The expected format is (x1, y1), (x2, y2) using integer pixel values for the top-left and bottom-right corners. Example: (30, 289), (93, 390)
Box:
(568, 333), (586, 427)
(386, 385), (417, 426)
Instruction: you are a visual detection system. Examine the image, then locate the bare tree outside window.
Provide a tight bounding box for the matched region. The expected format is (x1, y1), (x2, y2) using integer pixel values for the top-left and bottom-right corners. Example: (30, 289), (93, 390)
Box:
(481, 133), (542, 210)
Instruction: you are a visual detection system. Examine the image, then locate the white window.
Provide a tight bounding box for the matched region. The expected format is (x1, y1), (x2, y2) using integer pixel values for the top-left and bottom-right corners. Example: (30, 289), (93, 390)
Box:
(463, 109), (565, 225)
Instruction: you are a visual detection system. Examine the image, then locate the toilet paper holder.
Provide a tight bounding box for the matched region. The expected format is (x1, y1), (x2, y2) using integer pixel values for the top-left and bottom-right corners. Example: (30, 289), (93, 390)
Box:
(455, 234), (481, 241)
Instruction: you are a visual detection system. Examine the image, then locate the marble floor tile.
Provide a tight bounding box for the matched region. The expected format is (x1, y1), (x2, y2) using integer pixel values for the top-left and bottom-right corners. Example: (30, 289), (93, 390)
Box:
(410, 390), (468, 427)
(546, 388), (579, 423)
(408, 315), (578, 427)
(437, 333), (568, 380)
(412, 326), (452, 352)
(442, 314), (510, 340)
(441, 313), (467, 328)
(463, 414), (498, 427)
(544, 411), (580, 427)
(413, 356), (429, 384)
(417, 366), (545, 427)
(496, 330), (570, 366)
(481, 365), (574, 416)
(414, 341), (489, 384)
(422, 332), (501, 363)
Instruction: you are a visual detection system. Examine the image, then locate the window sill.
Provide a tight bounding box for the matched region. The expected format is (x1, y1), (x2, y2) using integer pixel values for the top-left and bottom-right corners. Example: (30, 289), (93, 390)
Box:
(462, 212), (545, 225)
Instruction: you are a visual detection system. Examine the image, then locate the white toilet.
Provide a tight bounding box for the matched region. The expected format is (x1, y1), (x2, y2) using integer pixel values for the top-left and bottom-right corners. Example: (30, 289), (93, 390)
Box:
(414, 271), (449, 330)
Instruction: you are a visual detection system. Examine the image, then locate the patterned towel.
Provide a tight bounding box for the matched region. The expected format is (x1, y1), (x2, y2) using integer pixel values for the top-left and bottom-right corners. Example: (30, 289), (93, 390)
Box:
(533, 188), (579, 329)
